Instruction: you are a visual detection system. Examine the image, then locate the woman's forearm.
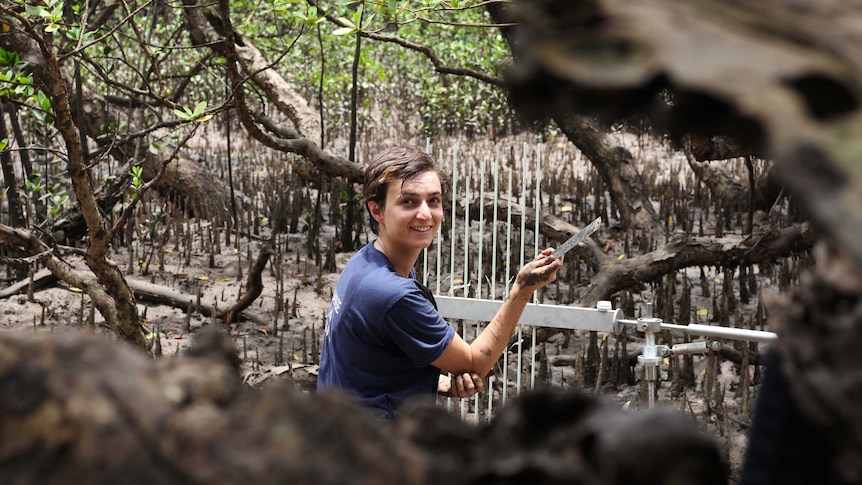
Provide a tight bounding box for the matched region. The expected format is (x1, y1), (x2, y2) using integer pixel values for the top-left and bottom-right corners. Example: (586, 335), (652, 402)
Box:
(433, 250), (560, 377)
(468, 289), (531, 377)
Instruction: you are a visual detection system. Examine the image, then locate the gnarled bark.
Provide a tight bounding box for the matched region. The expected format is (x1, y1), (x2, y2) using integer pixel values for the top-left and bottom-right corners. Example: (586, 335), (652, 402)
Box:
(554, 114), (663, 235)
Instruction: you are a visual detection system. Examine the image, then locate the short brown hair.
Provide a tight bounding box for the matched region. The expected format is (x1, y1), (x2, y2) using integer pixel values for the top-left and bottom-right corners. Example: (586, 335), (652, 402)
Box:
(363, 147), (448, 235)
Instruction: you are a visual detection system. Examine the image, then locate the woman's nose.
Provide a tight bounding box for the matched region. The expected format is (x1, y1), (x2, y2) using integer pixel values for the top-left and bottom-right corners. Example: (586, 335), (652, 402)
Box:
(417, 201), (431, 219)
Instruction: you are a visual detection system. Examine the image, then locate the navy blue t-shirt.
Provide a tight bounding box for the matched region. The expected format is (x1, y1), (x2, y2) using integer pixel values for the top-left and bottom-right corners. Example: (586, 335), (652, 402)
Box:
(317, 242), (455, 418)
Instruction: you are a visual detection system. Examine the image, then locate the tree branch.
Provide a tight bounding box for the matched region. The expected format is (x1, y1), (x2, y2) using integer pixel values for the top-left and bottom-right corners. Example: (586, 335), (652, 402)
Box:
(581, 223), (816, 305)
(181, 0), (365, 183)
(220, 244), (275, 324)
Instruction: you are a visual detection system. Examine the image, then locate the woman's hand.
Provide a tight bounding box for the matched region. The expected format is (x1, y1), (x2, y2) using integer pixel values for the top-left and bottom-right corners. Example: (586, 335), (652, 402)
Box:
(437, 372), (484, 398)
(510, 248), (562, 298)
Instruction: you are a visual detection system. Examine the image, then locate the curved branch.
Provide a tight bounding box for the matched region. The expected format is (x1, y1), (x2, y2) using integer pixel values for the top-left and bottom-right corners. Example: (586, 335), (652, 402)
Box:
(181, 0), (319, 141)
(181, 0), (364, 183)
(555, 114), (664, 235)
(221, 244), (275, 324)
(581, 223), (816, 305)
(249, 108), (361, 181)
(39, 25), (148, 350)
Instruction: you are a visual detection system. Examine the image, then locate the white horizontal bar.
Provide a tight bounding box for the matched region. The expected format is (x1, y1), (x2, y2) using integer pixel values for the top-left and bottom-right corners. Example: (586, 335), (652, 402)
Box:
(437, 296), (778, 344)
(666, 323), (777, 343)
(435, 296), (621, 333)
(618, 319), (778, 343)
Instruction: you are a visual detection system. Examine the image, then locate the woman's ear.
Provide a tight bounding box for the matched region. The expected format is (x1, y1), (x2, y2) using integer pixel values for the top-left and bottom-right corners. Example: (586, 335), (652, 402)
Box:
(367, 201), (384, 224)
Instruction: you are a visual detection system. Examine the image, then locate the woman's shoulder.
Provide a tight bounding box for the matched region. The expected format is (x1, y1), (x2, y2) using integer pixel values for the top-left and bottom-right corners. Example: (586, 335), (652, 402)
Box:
(362, 267), (418, 296)
(345, 244), (396, 275)
(343, 246), (418, 297)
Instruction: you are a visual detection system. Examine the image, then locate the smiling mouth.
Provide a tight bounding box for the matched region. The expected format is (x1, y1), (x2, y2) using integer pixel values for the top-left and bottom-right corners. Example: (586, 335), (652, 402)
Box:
(411, 226), (432, 233)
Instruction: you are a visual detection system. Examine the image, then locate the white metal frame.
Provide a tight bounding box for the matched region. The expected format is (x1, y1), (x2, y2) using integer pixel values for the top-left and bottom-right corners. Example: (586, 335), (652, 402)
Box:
(424, 141), (777, 418)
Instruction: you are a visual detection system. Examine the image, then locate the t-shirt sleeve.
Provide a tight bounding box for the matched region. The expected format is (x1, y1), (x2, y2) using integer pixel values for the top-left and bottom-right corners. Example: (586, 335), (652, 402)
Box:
(384, 290), (455, 367)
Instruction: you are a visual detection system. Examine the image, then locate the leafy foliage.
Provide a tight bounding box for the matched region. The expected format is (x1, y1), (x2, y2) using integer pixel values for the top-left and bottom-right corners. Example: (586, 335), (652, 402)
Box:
(174, 101), (214, 123)
(4, 0), (515, 163)
(0, 46), (52, 122)
(246, 0), (514, 137)
(24, 169), (68, 219)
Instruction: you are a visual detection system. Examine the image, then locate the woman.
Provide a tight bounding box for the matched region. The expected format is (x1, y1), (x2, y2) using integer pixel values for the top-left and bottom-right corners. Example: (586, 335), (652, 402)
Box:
(318, 147), (562, 419)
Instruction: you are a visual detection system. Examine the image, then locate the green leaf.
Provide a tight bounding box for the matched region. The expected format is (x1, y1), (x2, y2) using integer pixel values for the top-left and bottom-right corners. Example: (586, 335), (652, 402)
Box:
(336, 17), (356, 29)
(192, 100), (207, 117)
(332, 27), (356, 36)
(0, 138), (7, 150)
(361, 13), (375, 29)
(37, 91), (51, 112)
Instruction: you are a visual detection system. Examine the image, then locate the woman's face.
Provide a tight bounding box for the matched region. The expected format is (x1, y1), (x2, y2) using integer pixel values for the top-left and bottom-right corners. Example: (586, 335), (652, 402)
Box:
(370, 170), (444, 252)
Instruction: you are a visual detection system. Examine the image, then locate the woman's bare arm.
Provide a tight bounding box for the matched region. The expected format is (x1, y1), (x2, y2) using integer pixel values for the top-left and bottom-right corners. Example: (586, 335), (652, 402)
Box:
(432, 248), (562, 378)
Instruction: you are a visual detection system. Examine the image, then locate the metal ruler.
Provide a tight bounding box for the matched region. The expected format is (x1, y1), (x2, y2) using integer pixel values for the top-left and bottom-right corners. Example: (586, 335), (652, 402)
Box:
(552, 216), (601, 258)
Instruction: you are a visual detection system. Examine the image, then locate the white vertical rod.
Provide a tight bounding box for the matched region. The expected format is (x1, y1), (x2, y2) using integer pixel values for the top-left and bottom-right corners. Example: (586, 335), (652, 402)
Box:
(477, 161), (485, 300)
(422, 246), (429, 286)
(491, 159), (500, 301)
(489, 156), (500, 420)
(463, 172), (470, 296)
(435, 231), (442, 294)
(531, 141), (541, 389)
(517, 143), (527, 395)
(449, 146), (458, 297)
(461, 171), (470, 420)
(435, 146), (444, 296)
(446, 148), (455, 413)
(476, 159), (485, 419)
(423, 139), (432, 286)
(503, 167), (513, 405)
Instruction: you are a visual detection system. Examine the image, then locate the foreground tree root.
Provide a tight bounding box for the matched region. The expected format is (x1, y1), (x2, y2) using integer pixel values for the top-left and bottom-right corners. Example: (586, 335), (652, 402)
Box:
(0, 330), (727, 485)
